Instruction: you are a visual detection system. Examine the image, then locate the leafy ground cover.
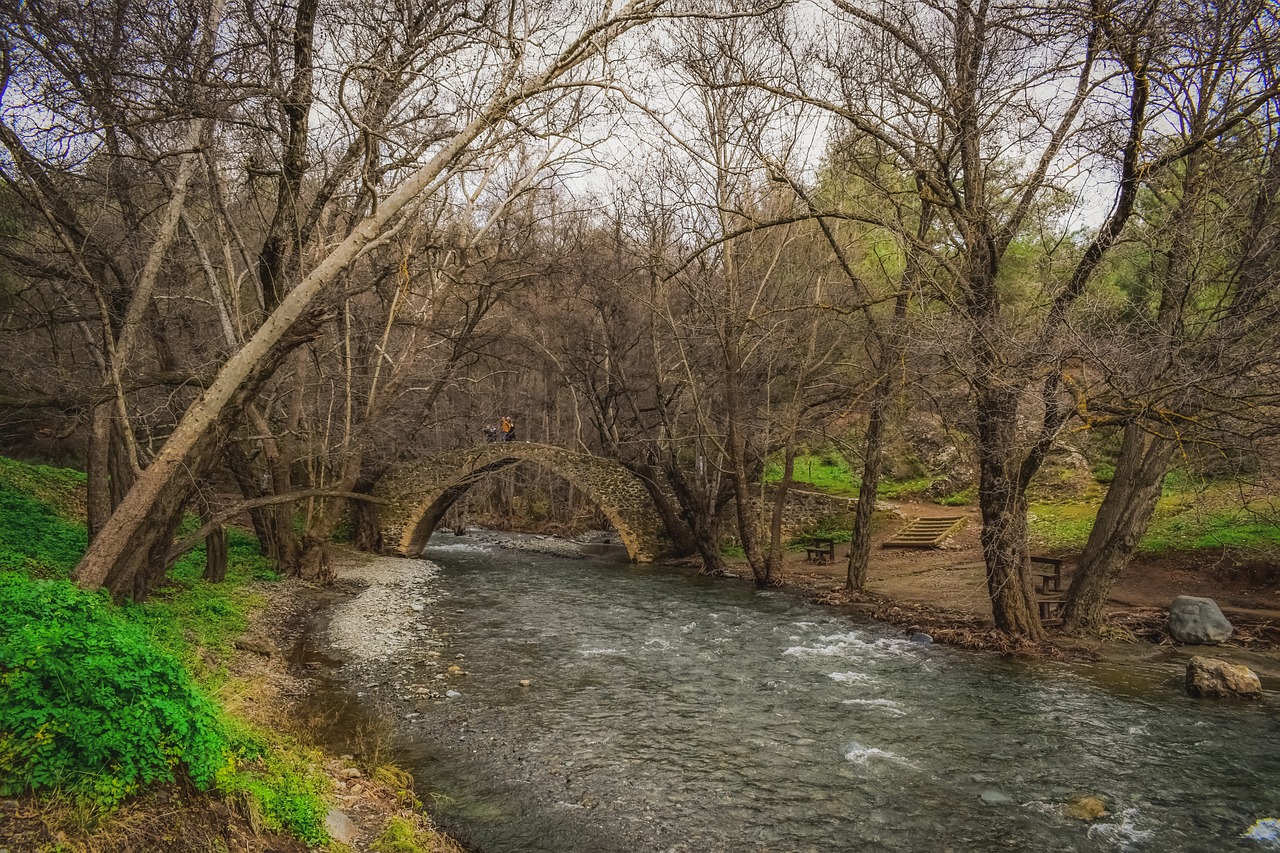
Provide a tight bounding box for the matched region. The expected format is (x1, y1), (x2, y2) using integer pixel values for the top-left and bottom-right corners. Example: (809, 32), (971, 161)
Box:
(0, 457), (331, 844)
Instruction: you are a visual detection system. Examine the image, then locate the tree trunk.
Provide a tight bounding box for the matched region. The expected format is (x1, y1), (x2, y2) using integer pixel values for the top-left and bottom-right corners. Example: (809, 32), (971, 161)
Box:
(848, 288), (910, 591)
(662, 460), (729, 575)
(848, 386), (889, 591)
(974, 384), (1044, 638)
(246, 406), (305, 575)
(105, 428), (221, 601)
(86, 402), (112, 540)
(1062, 425), (1173, 631)
(351, 468), (385, 553)
(728, 417), (767, 586)
(87, 403), (138, 541)
(765, 446), (795, 584)
(74, 310), (325, 594)
(298, 533), (335, 583)
(353, 498), (383, 552)
(223, 442), (273, 551)
(621, 459), (699, 557)
(203, 525), (228, 583)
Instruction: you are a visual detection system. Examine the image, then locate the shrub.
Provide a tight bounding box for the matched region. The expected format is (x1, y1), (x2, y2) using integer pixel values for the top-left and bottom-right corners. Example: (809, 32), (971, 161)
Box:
(219, 739), (331, 846)
(0, 573), (231, 808)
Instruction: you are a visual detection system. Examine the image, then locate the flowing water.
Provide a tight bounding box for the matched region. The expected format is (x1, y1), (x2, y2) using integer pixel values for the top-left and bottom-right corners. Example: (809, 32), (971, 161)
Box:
(319, 536), (1280, 852)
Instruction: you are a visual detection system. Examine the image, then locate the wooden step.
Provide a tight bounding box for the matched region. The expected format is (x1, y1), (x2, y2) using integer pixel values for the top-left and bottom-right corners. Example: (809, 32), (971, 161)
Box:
(1038, 597), (1065, 626)
(881, 516), (966, 549)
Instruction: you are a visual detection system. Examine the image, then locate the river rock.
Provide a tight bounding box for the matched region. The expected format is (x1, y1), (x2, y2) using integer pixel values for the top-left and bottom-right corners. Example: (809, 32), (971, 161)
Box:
(325, 808), (358, 844)
(909, 632), (933, 645)
(980, 790), (1013, 805)
(233, 632), (277, 657)
(1167, 596), (1233, 644)
(1186, 656), (1262, 699)
(1065, 795), (1108, 821)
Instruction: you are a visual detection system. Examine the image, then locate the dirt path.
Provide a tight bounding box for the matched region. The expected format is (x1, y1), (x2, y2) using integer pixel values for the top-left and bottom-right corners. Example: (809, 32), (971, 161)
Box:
(777, 500), (1280, 673)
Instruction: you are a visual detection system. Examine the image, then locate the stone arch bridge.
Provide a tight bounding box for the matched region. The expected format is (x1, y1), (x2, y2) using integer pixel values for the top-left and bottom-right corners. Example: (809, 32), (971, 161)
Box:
(375, 443), (668, 562)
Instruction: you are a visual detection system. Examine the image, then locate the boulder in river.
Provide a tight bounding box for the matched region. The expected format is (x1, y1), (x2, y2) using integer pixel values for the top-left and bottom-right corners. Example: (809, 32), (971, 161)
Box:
(1186, 656), (1262, 700)
(1064, 795), (1108, 821)
(1167, 595), (1233, 644)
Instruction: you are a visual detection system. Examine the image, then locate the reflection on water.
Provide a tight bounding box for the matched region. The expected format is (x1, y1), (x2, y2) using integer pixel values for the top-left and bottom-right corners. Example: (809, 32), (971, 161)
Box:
(328, 541), (1280, 853)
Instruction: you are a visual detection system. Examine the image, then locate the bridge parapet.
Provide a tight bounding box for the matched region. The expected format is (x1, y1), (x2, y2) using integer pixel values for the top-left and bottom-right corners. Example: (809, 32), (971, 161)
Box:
(375, 443), (667, 562)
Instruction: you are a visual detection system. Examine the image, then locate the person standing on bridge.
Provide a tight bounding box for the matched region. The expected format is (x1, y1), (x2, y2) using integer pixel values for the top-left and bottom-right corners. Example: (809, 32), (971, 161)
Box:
(501, 416), (516, 442)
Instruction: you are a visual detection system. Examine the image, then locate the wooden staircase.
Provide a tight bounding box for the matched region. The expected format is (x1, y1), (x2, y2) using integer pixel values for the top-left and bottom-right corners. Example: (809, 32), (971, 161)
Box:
(881, 515), (966, 549)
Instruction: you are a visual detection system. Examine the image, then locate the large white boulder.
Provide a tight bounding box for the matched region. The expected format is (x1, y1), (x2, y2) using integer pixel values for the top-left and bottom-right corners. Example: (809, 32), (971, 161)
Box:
(1167, 595), (1233, 644)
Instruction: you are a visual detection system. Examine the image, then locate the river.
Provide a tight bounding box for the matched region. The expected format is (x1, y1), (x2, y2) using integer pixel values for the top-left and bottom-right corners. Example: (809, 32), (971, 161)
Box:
(314, 534), (1280, 852)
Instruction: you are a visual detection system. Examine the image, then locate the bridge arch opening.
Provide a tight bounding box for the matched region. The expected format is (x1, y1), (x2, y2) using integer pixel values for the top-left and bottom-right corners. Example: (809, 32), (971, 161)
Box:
(376, 444), (667, 562)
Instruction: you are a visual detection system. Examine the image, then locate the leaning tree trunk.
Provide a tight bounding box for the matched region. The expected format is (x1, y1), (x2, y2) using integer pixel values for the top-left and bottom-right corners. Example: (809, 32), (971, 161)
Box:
(104, 427), (223, 601)
(1062, 424), (1174, 631)
(74, 310), (325, 594)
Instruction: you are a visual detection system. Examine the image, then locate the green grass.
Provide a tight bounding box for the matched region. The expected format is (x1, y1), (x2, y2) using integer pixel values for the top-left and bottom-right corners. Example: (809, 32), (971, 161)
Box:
(1142, 503), (1280, 553)
(1028, 502), (1098, 550)
(764, 449), (860, 496)
(1029, 491), (1280, 556)
(0, 484), (87, 577)
(876, 476), (937, 500)
(938, 487), (976, 507)
(762, 449), (944, 502)
(0, 456), (331, 843)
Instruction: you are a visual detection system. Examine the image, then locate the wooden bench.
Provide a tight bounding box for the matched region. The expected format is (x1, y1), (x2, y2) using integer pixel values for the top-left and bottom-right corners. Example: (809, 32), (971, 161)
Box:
(1031, 556), (1063, 594)
(1032, 556), (1065, 625)
(805, 538), (836, 564)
